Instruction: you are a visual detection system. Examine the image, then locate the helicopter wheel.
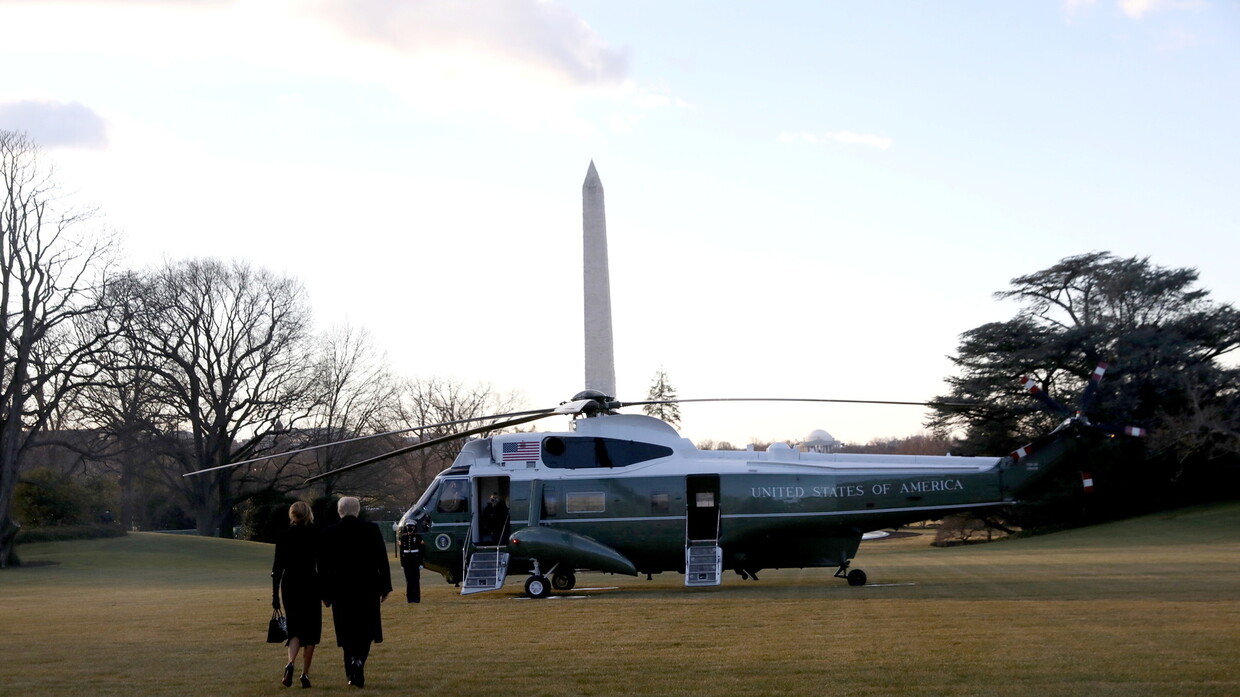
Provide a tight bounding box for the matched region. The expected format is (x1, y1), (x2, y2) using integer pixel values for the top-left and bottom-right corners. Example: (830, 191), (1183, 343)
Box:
(846, 568), (867, 587)
(524, 574), (552, 599)
(551, 570), (577, 592)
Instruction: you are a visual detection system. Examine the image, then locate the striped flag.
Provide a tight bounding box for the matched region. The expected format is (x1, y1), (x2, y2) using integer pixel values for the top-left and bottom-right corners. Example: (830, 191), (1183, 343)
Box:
(501, 441), (540, 462)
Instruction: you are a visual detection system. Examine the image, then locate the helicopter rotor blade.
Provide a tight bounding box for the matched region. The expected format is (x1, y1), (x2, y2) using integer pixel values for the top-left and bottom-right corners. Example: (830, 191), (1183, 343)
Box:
(1017, 363), (1149, 441)
(555, 398), (604, 414)
(1019, 375), (1071, 417)
(182, 406), (561, 478)
(1008, 441), (1037, 461)
(1091, 422), (1149, 438)
(1078, 361), (1108, 413)
(304, 412), (552, 484)
(614, 397), (977, 409)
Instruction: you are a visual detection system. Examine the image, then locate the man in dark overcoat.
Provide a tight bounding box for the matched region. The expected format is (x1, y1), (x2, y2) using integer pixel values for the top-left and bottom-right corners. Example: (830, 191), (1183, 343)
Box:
(319, 496), (392, 688)
(479, 492), (508, 545)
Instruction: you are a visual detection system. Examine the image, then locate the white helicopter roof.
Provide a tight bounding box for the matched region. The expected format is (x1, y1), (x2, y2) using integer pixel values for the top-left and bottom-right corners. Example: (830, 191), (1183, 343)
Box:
(471, 413), (1000, 478)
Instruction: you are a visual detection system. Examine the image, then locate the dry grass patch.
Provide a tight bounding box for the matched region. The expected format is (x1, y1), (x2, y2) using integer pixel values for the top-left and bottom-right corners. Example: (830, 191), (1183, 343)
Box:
(2, 502), (1238, 697)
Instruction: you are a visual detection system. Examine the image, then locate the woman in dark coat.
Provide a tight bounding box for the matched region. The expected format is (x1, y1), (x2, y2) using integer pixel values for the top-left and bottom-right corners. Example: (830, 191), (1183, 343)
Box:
(271, 501), (322, 688)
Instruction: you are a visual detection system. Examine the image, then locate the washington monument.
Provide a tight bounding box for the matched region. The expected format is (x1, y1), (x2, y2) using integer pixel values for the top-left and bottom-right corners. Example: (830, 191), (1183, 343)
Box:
(582, 161), (616, 397)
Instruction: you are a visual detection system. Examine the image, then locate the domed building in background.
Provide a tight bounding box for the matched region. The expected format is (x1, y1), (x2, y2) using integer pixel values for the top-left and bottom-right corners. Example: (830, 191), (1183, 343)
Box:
(801, 429), (841, 453)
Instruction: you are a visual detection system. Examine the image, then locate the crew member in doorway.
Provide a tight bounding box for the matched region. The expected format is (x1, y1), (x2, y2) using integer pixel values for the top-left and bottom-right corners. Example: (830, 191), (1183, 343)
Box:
(398, 524), (424, 603)
(479, 492), (508, 545)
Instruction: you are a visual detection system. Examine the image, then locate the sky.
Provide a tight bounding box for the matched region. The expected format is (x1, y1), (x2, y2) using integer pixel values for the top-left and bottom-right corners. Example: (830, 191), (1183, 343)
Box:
(1, 0), (1237, 449)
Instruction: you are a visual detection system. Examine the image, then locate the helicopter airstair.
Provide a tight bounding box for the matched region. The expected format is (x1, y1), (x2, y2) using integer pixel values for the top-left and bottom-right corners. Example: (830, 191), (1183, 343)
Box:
(461, 545), (510, 595)
(684, 540), (722, 586)
(685, 474), (723, 587)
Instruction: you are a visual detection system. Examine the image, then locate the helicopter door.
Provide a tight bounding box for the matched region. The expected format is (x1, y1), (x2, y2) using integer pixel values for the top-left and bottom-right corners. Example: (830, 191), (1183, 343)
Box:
(685, 475), (722, 587)
(473, 476), (511, 545)
(462, 476), (511, 595)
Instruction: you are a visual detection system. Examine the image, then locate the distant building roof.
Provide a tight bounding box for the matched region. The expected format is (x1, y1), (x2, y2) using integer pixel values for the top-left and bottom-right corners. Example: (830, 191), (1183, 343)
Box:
(805, 429), (838, 445)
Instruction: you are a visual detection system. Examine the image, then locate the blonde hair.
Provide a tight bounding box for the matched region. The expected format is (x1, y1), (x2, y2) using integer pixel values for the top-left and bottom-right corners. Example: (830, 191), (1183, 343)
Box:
(288, 501), (314, 525)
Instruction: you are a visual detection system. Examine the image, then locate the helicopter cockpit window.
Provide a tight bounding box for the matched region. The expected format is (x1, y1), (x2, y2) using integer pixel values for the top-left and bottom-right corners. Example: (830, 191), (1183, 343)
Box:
(541, 437), (673, 469)
(435, 479), (470, 514)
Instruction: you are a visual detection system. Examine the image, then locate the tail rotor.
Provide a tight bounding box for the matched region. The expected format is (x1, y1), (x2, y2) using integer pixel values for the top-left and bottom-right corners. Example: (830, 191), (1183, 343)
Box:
(1010, 361), (1146, 462)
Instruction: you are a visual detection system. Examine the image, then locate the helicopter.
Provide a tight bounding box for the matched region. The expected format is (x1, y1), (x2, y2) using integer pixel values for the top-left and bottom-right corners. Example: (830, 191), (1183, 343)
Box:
(300, 364), (1139, 599)
(187, 163), (1143, 598)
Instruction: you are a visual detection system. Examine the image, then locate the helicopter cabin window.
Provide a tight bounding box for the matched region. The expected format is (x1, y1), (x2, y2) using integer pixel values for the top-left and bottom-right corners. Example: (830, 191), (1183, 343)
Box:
(436, 479), (470, 514)
(695, 492), (715, 508)
(565, 491), (606, 514)
(650, 491), (670, 514)
(541, 437), (673, 469)
(542, 490), (558, 518)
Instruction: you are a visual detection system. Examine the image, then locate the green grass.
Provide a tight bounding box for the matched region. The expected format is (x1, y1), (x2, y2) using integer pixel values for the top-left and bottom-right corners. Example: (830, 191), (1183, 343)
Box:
(3, 502), (1239, 697)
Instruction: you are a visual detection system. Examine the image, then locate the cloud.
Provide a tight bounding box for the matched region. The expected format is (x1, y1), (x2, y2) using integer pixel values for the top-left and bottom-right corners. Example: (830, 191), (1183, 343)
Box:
(1157, 25), (1208, 51)
(0, 100), (108, 149)
(779, 130), (893, 150)
(1119, 0), (1160, 18)
(1064, 0), (1205, 19)
(304, 0), (629, 86)
(1063, 0), (1098, 17)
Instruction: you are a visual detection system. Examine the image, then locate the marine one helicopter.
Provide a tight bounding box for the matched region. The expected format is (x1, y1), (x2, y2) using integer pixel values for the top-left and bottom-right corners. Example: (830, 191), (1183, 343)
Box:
(286, 362), (1141, 599)
(188, 163), (1143, 598)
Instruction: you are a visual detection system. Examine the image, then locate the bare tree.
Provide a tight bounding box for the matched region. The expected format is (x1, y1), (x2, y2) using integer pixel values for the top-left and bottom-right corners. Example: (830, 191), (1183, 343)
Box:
(385, 378), (524, 507)
(0, 130), (117, 566)
(119, 258), (318, 537)
(292, 324), (403, 499)
(73, 279), (172, 530)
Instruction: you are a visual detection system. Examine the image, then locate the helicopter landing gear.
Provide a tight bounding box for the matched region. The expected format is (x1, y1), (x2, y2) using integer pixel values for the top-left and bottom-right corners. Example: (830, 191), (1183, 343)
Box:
(524, 575), (551, 599)
(551, 570), (577, 591)
(834, 563), (867, 587)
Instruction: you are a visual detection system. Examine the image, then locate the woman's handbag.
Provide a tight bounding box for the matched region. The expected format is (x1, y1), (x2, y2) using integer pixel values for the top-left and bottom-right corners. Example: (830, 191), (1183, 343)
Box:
(266, 609), (287, 643)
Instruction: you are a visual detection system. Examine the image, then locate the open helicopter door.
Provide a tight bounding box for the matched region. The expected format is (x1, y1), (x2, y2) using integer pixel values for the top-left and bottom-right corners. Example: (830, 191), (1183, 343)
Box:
(685, 474), (722, 587)
(461, 476), (511, 595)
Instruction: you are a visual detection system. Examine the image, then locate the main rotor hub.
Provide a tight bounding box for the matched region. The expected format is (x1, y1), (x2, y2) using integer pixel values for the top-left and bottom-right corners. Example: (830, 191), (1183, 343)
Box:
(571, 389), (616, 417)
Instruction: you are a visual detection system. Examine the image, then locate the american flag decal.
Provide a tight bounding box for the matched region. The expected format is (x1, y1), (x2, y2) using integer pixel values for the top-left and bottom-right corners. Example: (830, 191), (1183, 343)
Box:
(501, 441), (541, 462)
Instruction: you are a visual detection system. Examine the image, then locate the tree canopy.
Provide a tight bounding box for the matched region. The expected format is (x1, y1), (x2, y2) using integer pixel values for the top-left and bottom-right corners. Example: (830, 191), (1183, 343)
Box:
(930, 251), (1240, 516)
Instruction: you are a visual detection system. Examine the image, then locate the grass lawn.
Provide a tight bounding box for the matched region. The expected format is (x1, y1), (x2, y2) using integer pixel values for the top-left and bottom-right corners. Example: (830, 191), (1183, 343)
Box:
(2, 502), (1238, 697)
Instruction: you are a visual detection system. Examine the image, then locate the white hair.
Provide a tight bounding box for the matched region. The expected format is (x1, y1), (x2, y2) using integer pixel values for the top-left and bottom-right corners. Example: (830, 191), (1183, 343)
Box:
(337, 496), (361, 517)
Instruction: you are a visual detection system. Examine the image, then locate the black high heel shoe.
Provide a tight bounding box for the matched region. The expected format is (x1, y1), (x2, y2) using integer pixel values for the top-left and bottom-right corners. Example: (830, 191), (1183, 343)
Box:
(282, 662), (295, 687)
(299, 674), (312, 688)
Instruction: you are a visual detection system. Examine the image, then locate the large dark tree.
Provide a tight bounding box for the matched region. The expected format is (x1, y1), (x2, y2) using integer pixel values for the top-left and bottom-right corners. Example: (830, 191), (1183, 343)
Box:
(930, 252), (1240, 516)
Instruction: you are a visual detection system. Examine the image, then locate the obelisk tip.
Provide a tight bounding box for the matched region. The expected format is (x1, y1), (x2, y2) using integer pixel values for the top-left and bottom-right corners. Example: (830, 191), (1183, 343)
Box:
(584, 160), (601, 187)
